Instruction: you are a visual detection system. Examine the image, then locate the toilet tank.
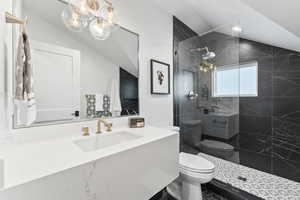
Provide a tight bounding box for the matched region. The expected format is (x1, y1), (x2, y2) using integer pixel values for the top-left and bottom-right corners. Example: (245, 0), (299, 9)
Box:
(181, 120), (203, 149)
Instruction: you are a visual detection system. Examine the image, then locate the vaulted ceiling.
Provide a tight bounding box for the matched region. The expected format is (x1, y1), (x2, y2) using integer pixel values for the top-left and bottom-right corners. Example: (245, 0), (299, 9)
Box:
(155, 0), (300, 52)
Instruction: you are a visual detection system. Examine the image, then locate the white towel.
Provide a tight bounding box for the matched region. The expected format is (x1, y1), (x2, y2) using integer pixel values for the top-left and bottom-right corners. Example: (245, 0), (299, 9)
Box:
(95, 94), (104, 111)
(15, 98), (36, 126)
(14, 28), (36, 126)
(108, 67), (122, 117)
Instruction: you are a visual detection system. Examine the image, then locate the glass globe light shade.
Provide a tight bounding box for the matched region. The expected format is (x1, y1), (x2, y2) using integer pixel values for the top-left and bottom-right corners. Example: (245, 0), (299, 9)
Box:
(62, 6), (88, 32)
(97, 2), (120, 31)
(70, 0), (90, 15)
(89, 18), (112, 40)
(69, 0), (100, 19)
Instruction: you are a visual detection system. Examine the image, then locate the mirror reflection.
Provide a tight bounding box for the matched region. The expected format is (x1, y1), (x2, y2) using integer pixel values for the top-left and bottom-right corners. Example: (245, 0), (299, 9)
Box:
(14, 0), (139, 128)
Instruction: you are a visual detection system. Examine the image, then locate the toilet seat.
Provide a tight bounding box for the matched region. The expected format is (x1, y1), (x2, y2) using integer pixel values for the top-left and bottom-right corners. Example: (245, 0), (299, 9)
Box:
(180, 152), (215, 173)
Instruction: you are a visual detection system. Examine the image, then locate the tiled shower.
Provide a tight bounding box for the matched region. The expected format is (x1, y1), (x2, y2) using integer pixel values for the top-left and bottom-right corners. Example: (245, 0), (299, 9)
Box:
(173, 17), (300, 183)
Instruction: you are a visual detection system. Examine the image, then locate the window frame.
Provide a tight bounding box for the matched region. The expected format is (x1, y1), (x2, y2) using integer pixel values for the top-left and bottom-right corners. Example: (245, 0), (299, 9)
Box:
(212, 61), (258, 97)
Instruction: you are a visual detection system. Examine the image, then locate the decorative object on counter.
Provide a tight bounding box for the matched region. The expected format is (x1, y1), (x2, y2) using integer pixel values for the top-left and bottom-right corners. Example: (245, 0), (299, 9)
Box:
(86, 94), (96, 117)
(150, 59), (170, 95)
(61, 0), (119, 40)
(129, 117), (145, 128)
(82, 127), (90, 136)
(85, 94), (112, 118)
(187, 91), (198, 100)
(103, 95), (112, 117)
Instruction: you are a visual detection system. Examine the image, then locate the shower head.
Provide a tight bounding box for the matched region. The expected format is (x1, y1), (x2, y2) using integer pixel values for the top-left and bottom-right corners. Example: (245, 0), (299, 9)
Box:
(202, 51), (216, 60)
(190, 47), (216, 60)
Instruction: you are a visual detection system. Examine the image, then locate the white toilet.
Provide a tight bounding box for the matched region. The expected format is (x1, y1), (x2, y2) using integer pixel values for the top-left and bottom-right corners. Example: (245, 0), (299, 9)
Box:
(165, 127), (215, 200)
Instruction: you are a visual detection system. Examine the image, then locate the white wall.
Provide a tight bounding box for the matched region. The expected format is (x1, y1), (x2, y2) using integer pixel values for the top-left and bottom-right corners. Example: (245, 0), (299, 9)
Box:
(112, 0), (174, 126)
(0, 1), (13, 130)
(0, 0), (173, 132)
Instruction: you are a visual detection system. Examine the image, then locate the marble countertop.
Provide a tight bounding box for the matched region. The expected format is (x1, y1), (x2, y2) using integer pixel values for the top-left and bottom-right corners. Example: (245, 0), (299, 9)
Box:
(0, 126), (178, 191)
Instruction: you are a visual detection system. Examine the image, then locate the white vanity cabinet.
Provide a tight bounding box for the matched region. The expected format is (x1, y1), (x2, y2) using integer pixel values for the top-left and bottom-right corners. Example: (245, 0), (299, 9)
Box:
(200, 113), (239, 139)
(0, 127), (179, 200)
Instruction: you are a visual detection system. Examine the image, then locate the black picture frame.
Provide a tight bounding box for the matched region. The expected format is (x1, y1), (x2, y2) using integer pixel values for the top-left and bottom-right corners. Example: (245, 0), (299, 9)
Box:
(150, 59), (170, 95)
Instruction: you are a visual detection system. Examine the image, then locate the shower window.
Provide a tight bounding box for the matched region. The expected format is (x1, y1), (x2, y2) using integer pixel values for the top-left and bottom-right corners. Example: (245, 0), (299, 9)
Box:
(212, 62), (258, 97)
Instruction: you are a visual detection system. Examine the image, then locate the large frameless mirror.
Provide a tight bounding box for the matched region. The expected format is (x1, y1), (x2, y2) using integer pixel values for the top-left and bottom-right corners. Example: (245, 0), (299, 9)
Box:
(12, 0), (139, 128)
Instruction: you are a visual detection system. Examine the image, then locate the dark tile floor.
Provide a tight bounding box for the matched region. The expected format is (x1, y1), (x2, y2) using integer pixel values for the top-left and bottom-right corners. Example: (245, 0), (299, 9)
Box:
(149, 185), (229, 200)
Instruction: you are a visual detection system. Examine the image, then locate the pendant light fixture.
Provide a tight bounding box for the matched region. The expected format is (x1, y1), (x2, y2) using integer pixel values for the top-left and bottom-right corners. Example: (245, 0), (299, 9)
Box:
(61, 0), (118, 40)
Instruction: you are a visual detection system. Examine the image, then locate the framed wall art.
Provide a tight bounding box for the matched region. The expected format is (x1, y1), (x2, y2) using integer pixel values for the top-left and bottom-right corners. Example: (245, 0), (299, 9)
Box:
(150, 59), (170, 95)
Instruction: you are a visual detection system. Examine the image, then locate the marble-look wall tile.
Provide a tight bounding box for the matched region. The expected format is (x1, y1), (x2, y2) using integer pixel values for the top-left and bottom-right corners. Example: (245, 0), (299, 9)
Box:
(238, 38), (300, 183)
(272, 158), (300, 183)
(239, 115), (271, 135)
(289, 54), (300, 71)
(239, 39), (273, 60)
(273, 97), (300, 118)
(258, 70), (273, 97)
(239, 150), (272, 173)
(239, 132), (272, 155)
(273, 71), (300, 97)
(240, 97), (272, 117)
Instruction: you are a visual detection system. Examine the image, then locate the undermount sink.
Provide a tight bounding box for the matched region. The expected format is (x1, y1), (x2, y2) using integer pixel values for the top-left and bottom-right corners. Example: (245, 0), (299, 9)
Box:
(74, 131), (142, 152)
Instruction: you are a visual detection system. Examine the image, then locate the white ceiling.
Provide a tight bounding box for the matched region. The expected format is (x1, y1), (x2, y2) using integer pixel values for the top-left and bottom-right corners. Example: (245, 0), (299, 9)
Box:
(155, 0), (300, 52)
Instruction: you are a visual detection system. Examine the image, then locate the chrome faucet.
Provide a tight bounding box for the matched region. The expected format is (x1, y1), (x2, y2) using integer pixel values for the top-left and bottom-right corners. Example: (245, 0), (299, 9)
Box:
(96, 120), (113, 134)
(210, 105), (220, 112)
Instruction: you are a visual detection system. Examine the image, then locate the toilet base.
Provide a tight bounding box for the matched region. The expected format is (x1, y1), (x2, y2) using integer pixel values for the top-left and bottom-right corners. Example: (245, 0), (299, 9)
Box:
(182, 181), (203, 200)
(167, 178), (203, 200)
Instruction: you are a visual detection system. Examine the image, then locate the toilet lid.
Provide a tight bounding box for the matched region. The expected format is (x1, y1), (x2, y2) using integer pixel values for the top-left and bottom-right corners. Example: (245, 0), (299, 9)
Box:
(180, 152), (215, 173)
(200, 140), (234, 151)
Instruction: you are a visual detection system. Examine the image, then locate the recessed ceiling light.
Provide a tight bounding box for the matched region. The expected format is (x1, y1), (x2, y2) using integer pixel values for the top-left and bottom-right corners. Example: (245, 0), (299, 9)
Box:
(232, 26), (242, 33)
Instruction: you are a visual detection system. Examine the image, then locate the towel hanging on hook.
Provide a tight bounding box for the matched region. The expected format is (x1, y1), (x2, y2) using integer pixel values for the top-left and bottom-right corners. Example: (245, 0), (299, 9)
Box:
(5, 12), (29, 35)
(5, 12), (24, 25)
(9, 11), (36, 126)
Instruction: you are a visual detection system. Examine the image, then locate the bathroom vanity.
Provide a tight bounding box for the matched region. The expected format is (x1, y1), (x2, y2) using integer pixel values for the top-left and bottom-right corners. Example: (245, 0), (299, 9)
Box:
(0, 124), (179, 200)
(200, 112), (238, 139)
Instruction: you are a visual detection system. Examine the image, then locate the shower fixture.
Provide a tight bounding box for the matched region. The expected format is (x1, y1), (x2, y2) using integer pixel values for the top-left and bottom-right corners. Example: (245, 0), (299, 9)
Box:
(191, 47), (216, 60)
(191, 47), (216, 72)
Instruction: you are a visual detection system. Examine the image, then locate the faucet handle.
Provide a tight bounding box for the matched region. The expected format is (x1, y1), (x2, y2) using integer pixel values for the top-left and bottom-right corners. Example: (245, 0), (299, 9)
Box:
(82, 127), (90, 136)
(106, 123), (113, 132)
(96, 120), (102, 134)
